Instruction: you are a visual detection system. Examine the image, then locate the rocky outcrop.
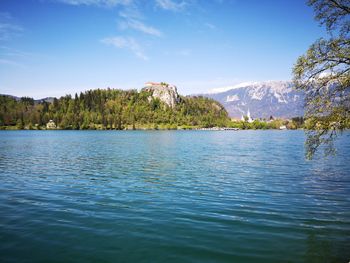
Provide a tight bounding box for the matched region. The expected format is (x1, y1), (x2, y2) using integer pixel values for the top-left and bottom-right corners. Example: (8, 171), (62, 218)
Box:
(200, 81), (305, 119)
(143, 82), (179, 108)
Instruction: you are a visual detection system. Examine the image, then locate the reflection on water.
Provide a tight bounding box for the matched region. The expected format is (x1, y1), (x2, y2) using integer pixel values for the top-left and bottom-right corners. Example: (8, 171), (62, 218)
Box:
(0, 130), (349, 263)
(305, 232), (345, 263)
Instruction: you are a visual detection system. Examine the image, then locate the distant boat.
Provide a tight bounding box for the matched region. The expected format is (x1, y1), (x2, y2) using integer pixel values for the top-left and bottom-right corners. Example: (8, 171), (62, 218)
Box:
(279, 125), (287, 130)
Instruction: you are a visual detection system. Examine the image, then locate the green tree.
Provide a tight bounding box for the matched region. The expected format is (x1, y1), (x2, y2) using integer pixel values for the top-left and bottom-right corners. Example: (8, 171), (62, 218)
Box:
(0, 89), (230, 130)
(293, 0), (350, 159)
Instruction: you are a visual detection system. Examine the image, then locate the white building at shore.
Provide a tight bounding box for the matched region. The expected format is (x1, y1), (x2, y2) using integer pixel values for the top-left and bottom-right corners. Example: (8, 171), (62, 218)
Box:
(241, 109), (254, 123)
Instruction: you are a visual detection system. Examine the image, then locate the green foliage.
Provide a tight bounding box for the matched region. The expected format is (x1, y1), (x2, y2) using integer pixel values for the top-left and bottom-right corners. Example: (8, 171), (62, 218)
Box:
(226, 118), (305, 130)
(0, 90), (315, 131)
(293, 0), (350, 159)
(0, 89), (229, 130)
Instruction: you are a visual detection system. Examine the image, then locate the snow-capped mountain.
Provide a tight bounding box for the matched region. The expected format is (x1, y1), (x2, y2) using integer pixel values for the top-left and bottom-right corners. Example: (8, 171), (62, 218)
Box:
(201, 81), (304, 119)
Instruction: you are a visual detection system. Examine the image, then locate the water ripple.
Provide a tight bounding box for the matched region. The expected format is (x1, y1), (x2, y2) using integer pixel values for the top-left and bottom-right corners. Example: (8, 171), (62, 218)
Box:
(0, 130), (349, 263)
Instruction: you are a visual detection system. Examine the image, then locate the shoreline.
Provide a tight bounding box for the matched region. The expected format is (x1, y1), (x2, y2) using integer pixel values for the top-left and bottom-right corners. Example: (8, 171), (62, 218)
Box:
(0, 126), (302, 131)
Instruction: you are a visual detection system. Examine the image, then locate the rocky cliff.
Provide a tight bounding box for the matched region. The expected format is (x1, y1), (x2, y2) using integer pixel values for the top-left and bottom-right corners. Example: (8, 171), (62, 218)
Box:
(142, 82), (179, 108)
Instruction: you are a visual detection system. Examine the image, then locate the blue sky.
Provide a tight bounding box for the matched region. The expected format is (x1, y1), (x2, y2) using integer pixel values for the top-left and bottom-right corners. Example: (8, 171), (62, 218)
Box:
(0, 0), (327, 98)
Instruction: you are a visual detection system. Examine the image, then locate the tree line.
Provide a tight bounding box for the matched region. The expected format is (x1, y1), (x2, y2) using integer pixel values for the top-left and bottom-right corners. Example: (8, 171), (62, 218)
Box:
(0, 88), (230, 130)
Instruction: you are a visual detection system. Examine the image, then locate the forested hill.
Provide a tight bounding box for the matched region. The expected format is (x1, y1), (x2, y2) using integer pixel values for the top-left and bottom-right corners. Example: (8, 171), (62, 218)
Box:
(0, 88), (229, 130)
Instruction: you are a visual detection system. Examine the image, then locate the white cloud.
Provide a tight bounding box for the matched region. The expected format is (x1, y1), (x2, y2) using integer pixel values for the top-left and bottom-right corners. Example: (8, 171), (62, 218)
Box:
(0, 12), (12, 20)
(155, 0), (187, 11)
(0, 13), (23, 41)
(118, 7), (162, 37)
(54, 0), (133, 7)
(119, 8), (143, 20)
(101, 36), (148, 60)
(204, 23), (216, 30)
(0, 46), (37, 58)
(119, 19), (162, 37)
(0, 58), (23, 67)
(176, 49), (191, 56)
(0, 23), (22, 40)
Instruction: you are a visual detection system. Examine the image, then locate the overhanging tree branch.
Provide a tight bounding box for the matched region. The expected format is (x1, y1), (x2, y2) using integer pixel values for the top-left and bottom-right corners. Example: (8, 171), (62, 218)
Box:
(293, 0), (350, 159)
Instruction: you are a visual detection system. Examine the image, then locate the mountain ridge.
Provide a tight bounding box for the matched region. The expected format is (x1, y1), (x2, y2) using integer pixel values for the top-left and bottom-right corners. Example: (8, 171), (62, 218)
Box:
(199, 80), (305, 119)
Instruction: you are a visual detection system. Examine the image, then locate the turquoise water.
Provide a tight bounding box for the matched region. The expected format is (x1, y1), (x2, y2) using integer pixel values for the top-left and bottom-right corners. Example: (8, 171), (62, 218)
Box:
(0, 130), (349, 262)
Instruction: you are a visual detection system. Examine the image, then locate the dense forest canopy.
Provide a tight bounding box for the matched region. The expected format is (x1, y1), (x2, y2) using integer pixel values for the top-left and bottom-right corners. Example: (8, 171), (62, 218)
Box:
(0, 88), (230, 130)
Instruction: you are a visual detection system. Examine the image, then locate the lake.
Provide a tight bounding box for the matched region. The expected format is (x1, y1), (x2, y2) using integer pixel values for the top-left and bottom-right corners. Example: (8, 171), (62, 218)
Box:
(0, 130), (349, 262)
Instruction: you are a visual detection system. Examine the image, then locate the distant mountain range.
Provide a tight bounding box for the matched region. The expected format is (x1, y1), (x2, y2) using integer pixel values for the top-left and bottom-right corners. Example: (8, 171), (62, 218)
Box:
(0, 94), (55, 104)
(200, 81), (305, 119)
(2, 80), (305, 120)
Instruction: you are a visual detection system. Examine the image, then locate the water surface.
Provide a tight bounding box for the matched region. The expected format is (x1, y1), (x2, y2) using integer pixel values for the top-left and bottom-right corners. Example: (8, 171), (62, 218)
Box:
(0, 130), (349, 262)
